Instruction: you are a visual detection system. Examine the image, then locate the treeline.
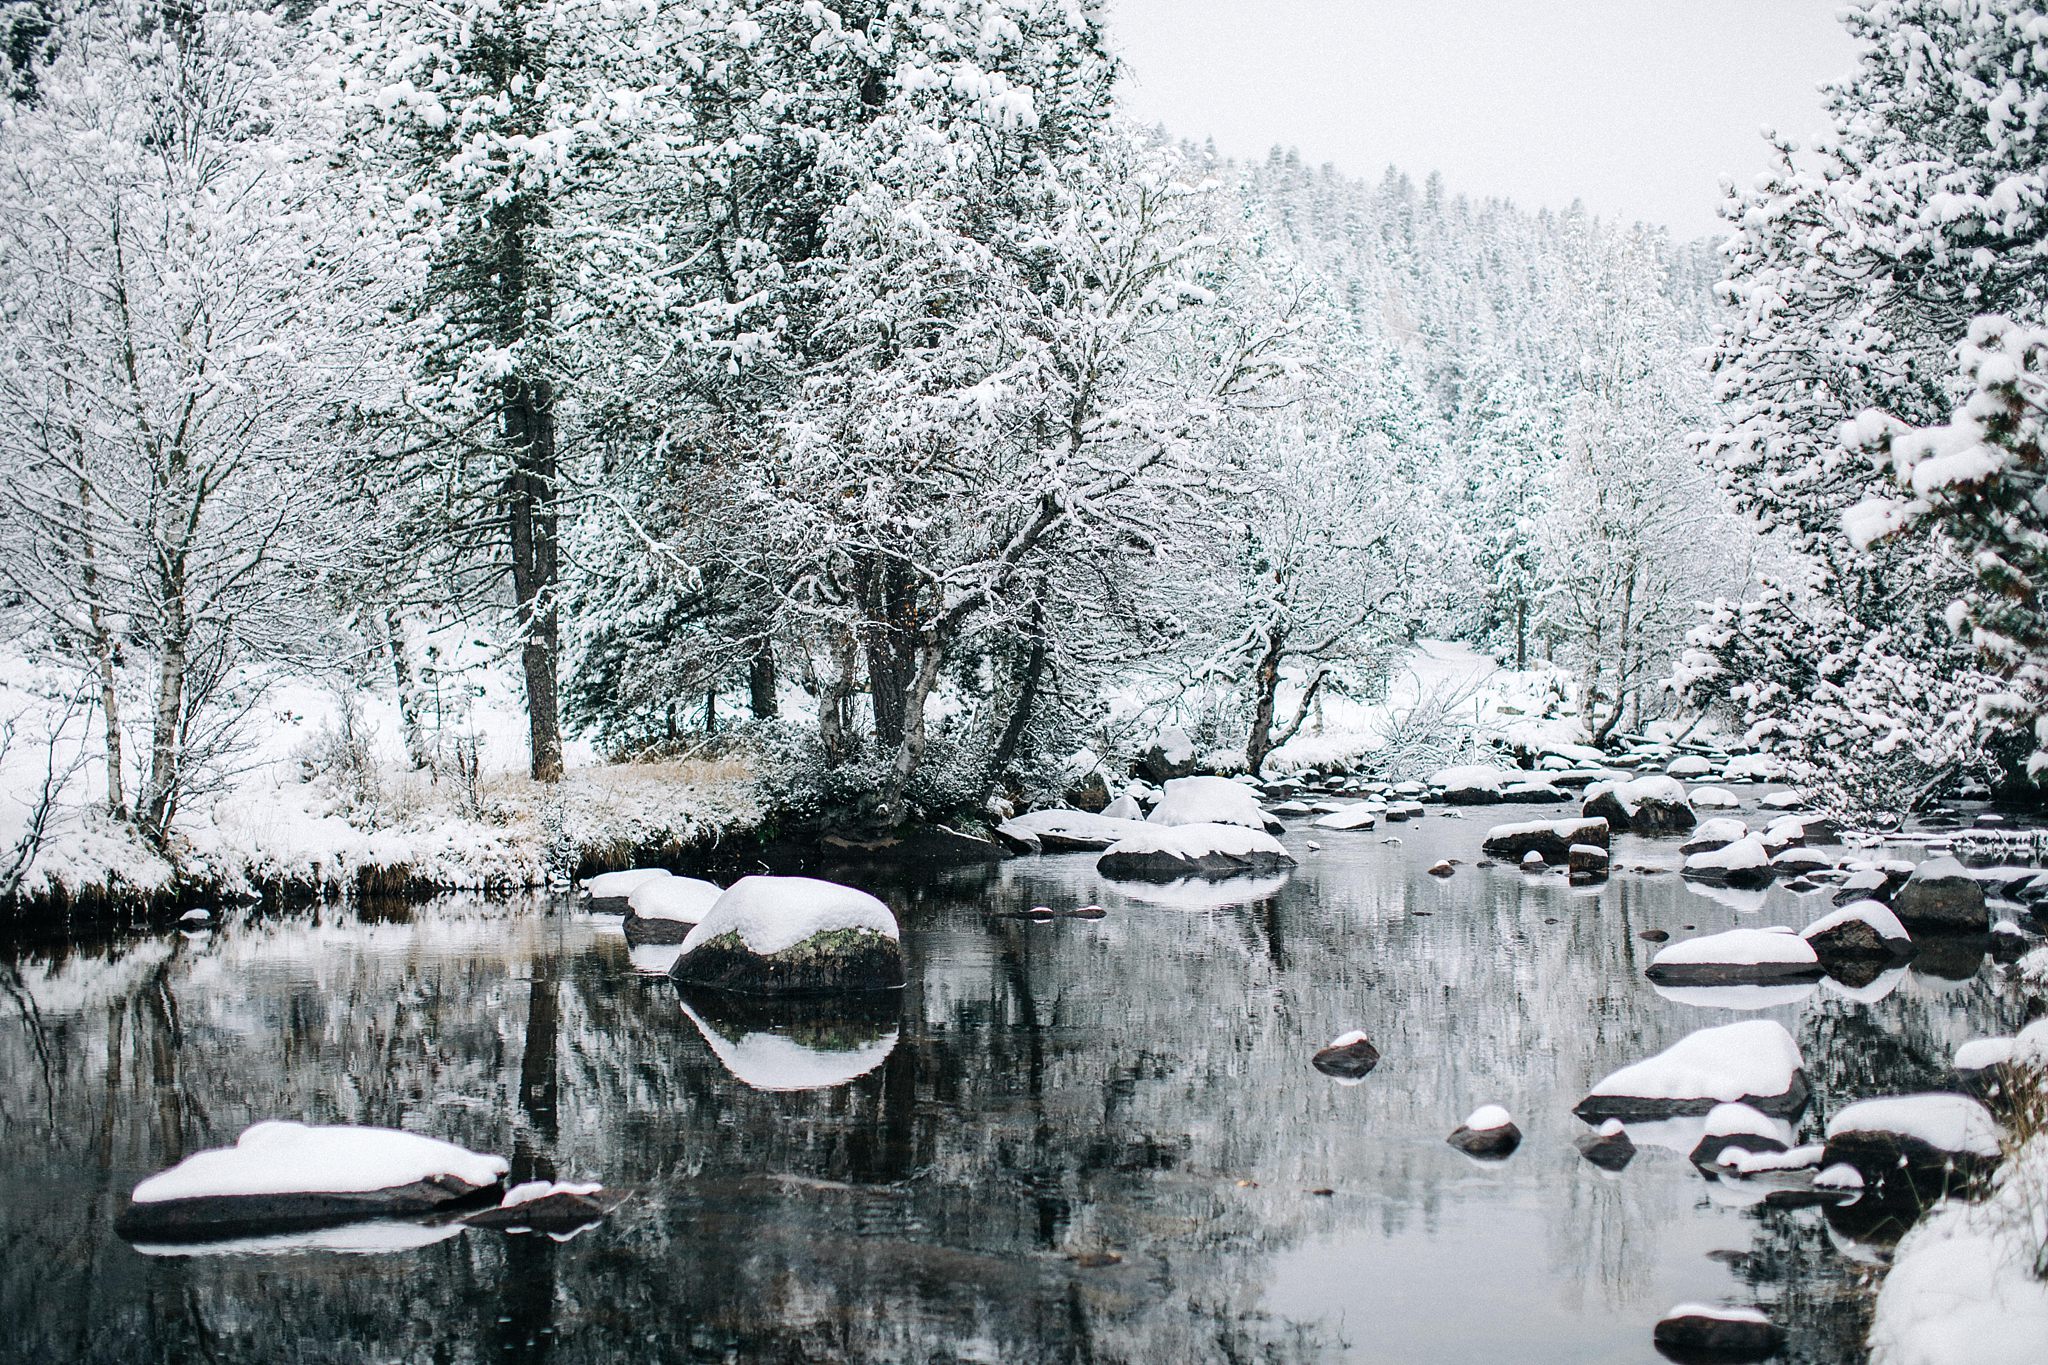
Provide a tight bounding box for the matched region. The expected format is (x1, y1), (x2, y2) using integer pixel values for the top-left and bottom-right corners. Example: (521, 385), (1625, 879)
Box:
(0, 0), (1744, 844)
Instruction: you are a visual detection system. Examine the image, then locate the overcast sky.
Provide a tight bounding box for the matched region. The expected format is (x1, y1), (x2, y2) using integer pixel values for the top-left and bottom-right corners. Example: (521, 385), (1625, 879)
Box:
(1104, 0), (1861, 239)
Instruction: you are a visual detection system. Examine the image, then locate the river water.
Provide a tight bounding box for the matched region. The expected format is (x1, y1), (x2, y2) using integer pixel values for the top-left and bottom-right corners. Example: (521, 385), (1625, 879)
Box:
(0, 799), (2034, 1364)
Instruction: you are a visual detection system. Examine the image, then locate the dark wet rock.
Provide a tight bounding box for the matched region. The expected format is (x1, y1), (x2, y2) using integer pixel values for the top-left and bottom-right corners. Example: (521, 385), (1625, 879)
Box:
(1480, 816), (1610, 864)
(1991, 921), (2030, 963)
(1689, 1130), (1789, 1170)
(1651, 1307), (1785, 1364)
(1311, 1034), (1381, 1079)
(1639, 928), (1670, 942)
(465, 1188), (609, 1235)
(1568, 843), (1610, 878)
(991, 822), (1042, 854)
(1095, 828), (1295, 881)
(672, 927), (903, 995)
(1064, 904), (1108, 920)
(1832, 866), (1906, 905)
(1427, 860), (1454, 878)
(1820, 1093), (2003, 1213)
(1136, 730), (1198, 785)
(1500, 781), (1570, 803)
(1575, 1124), (1636, 1170)
(1890, 856), (1989, 934)
(117, 1177), (500, 1243)
(1583, 779), (1696, 835)
(1064, 769), (1111, 812)
(1574, 1021), (1810, 1123)
(1801, 903), (1915, 968)
(622, 914), (692, 946)
(1447, 1117), (1521, 1159)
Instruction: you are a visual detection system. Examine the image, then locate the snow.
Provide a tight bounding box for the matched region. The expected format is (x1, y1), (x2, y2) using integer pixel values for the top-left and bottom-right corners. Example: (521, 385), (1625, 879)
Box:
(1651, 927), (1817, 969)
(499, 1180), (601, 1208)
(679, 1001), (898, 1092)
(1100, 792), (1143, 820)
(1702, 1102), (1784, 1140)
(1584, 1020), (1804, 1105)
(1803, 900), (1911, 944)
(1683, 835), (1770, 875)
(1312, 803), (1379, 830)
(1430, 764), (1516, 793)
(1588, 774), (1689, 812)
(1868, 1136), (2048, 1365)
(584, 868), (670, 900)
(1814, 1163), (1865, 1190)
(1666, 756), (1712, 778)
(678, 876), (898, 957)
(130, 1122), (508, 1204)
(1147, 776), (1271, 830)
(627, 875), (722, 923)
(1954, 1038), (2016, 1071)
(1825, 1095), (2003, 1159)
(1690, 786), (1741, 809)
(1327, 1029), (1371, 1048)
(1684, 816), (1749, 848)
(1463, 1104), (1512, 1131)
(1004, 808), (1150, 847)
(1102, 822), (1291, 861)
(1664, 1304), (1772, 1325)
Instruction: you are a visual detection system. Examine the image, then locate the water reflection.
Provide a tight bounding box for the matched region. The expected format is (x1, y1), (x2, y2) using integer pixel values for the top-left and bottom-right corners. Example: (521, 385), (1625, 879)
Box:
(678, 992), (900, 1092)
(0, 814), (2029, 1364)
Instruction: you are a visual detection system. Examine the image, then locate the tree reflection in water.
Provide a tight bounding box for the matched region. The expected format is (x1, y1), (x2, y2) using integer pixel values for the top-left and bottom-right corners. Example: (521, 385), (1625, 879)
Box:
(0, 817), (2021, 1363)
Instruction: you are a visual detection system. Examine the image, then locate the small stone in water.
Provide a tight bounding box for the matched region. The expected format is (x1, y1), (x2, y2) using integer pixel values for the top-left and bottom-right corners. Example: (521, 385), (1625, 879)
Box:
(1639, 929), (1670, 942)
(1066, 905), (1107, 920)
(1308, 1187), (1334, 1197)
(1428, 860), (1454, 878)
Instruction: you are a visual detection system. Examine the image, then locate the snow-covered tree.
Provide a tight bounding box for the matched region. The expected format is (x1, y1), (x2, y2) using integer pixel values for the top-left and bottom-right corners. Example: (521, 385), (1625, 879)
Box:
(0, 0), (396, 837)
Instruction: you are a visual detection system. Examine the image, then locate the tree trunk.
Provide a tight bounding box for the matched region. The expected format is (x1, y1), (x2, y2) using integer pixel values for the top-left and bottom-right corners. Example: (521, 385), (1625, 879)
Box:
(1514, 599), (1527, 672)
(986, 616), (1049, 794)
(817, 632), (859, 764)
(748, 640), (778, 719)
(862, 561), (919, 751)
(384, 611), (432, 772)
(505, 374), (563, 783)
(1244, 629), (1288, 775)
(879, 637), (946, 821)
(139, 579), (187, 841)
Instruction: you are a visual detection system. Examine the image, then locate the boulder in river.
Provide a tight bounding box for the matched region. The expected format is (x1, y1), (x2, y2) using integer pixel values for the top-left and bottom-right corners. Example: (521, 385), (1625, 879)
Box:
(1480, 816), (1610, 864)
(1819, 1093), (2004, 1208)
(1645, 927), (1821, 986)
(1583, 776), (1696, 834)
(1137, 727), (1199, 784)
(1429, 764), (1516, 805)
(115, 1122), (508, 1243)
(584, 868), (671, 916)
(1889, 856), (1989, 934)
(1651, 1304), (1785, 1364)
(464, 1181), (609, 1235)
(1687, 1103), (1791, 1169)
(1312, 1031), (1380, 1080)
(624, 875), (722, 946)
(1680, 835), (1776, 889)
(1446, 1105), (1521, 1158)
(1801, 901), (1914, 968)
(1097, 823), (1296, 881)
(1575, 1020), (1809, 1122)
(1147, 776), (1281, 833)
(1575, 1119), (1636, 1171)
(668, 876), (905, 995)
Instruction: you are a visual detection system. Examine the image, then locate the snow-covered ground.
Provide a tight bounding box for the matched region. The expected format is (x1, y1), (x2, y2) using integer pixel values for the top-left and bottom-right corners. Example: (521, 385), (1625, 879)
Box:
(0, 651), (759, 907)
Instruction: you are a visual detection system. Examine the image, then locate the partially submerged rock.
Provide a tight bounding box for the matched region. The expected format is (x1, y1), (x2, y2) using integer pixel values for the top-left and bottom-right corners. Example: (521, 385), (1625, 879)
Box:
(1801, 901), (1914, 967)
(1575, 1020), (1808, 1122)
(624, 875), (722, 945)
(1890, 856), (1989, 934)
(584, 868), (672, 916)
(1000, 808), (1149, 852)
(1430, 764), (1517, 805)
(1575, 1118), (1636, 1170)
(1447, 1104), (1521, 1158)
(1681, 835), (1776, 889)
(669, 876), (904, 995)
(1645, 928), (1821, 986)
(1679, 817), (1749, 855)
(1651, 1304), (1785, 1364)
(1583, 776), (1696, 834)
(1312, 1030), (1380, 1080)
(1312, 803), (1380, 831)
(1820, 1093), (2004, 1207)
(1480, 816), (1610, 864)
(1097, 822), (1296, 881)
(464, 1181), (608, 1236)
(1688, 1102), (1791, 1168)
(1568, 843), (1610, 880)
(116, 1122), (508, 1243)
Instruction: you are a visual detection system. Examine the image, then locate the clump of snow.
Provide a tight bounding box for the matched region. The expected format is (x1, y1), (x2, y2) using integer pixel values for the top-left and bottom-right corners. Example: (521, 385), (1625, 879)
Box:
(1327, 1029), (1371, 1048)
(584, 868), (671, 901)
(1954, 1038), (2017, 1072)
(1147, 776), (1271, 830)
(678, 876), (899, 957)
(1463, 1104), (1513, 1132)
(1825, 1095), (2003, 1159)
(1596, 1118), (1625, 1137)
(500, 1180), (602, 1209)
(627, 875), (722, 924)
(1663, 1303), (1772, 1325)
(1814, 1163), (1865, 1190)
(1651, 927), (1817, 968)
(1702, 1102), (1786, 1141)
(131, 1122), (508, 1204)
(1583, 1020), (1805, 1107)
(1100, 791), (1144, 820)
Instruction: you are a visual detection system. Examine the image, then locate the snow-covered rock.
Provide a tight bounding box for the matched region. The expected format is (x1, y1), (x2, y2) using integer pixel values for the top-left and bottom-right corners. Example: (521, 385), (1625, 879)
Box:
(1891, 856), (1989, 934)
(116, 1121), (508, 1241)
(1645, 927), (1820, 985)
(1147, 776), (1279, 832)
(1652, 1304), (1784, 1363)
(669, 876), (904, 995)
(1582, 775), (1696, 834)
(1479, 816), (1609, 864)
(1311, 803), (1378, 831)
(1446, 1103), (1521, 1158)
(1575, 1117), (1635, 1170)
(1688, 1102), (1793, 1168)
(1097, 822), (1295, 881)
(1429, 764), (1517, 805)
(1681, 835), (1776, 889)
(1821, 1093), (2004, 1205)
(623, 875), (722, 945)
(1722, 754), (1786, 783)
(1690, 785), (1741, 809)
(1575, 1019), (1808, 1122)
(464, 1180), (608, 1235)
(1953, 1036), (2019, 1101)
(1802, 901), (1914, 966)
(1679, 816), (1750, 854)
(1666, 755), (1714, 778)
(1001, 808), (1150, 852)
(584, 867), (671, 915)
(1100, 791), (1144, 821)
(1311, 1029), (1381, 1081)
(1137, 726), (1198, 783)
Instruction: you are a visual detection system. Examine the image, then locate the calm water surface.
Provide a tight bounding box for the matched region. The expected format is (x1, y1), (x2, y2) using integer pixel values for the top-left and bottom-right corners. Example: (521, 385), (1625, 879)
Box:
(0, 803), (2033, 1364)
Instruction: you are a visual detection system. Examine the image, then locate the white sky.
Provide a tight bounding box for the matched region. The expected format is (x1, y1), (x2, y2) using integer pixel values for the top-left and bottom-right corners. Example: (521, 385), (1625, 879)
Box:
(1104, 0), (1861, 239)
